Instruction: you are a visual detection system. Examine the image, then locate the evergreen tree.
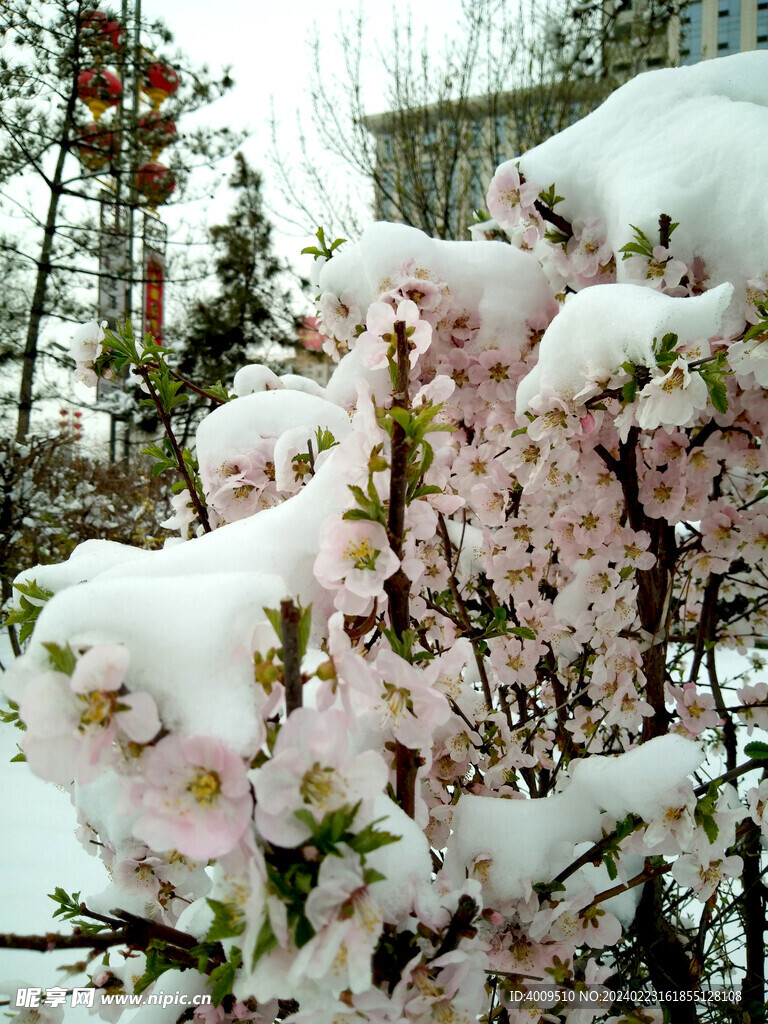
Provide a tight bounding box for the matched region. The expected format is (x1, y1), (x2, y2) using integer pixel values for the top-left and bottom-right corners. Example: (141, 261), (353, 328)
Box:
(0, 0), (238, 440)
(175, 152), (295, 438)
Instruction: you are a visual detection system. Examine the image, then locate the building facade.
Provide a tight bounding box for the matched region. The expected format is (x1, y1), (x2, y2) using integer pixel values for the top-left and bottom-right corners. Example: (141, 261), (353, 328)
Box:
(679, 0), (768, 60)
(363, 5), (765, 239)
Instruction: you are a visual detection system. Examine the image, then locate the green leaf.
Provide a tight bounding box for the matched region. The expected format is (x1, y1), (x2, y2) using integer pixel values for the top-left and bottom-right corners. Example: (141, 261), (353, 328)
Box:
(603, 852), (618, 881)
(209, 946), (241, 1006)
(49, 888), (82, 920)
(250, 918), (278, 969)
(42, 641), (76, 676)
(658, 332), (679, 354)
(700, 813), (719, 845)
(619, 224), (654, 261)
(298, 604), (313, 660)
(302, 226), (346, 261)
(743, 320), (768, 344)
(346, 817), (401, 857)
(4, 579), (54, 644)
(315, 427), (339, 453)
(263, 606), (282, 643)
(701, 371), (728, 414)
(538, 184), (564, 209)
(0, 700), (24, 730)
(509, 626), (536, 641)
(205, 899), (245, 941)
(745, 741), (768, 760)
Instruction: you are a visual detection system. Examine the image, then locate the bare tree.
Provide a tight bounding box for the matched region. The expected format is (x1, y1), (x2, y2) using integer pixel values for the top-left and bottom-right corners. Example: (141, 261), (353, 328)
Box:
(269, 0), (684, 241)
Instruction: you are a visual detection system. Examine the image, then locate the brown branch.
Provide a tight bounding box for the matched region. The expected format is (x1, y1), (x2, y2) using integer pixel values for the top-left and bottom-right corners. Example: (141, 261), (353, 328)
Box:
(591, 860), (672, 906)
(635, 876), (699, 1024)
(133, 366), (211, 533)
(0, 931), (129, 952)
(533, 199), (573, 241)
(436, 513), (494, 711)
(386, 320), (417, 818)
(142, 363), (229, 406)
(550, 816), (643, 890)
(741, 820), (765, 1023)
(384, 320), (412, 639)
(429, 895), (478, 960)
(280, 598), (303, 715)
(693, 758), (762, 796)
(658, 212), (673, 250)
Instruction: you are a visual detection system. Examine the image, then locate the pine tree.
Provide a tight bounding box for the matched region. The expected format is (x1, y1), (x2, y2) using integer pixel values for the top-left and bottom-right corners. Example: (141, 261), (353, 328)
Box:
(0, 0), (238, 440)
(174, 152), (295, 439)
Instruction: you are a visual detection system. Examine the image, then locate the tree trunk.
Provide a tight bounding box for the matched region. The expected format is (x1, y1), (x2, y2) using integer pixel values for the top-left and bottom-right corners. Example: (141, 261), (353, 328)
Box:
(15, 5), (82, 442)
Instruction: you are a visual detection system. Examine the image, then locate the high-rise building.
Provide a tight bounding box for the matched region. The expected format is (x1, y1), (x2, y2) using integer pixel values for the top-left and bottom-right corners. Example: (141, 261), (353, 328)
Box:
(679, 0), (768, 61)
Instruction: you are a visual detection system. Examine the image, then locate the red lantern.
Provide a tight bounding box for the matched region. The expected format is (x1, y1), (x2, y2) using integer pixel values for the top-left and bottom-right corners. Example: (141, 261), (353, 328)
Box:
(74, 122), (117, 170)
(137, 114), (177, 160)
(77, 68), (123, 121)
(136, 161), (176, 208)
(141, 62), (180, 111)
(79, 11), (122, 57)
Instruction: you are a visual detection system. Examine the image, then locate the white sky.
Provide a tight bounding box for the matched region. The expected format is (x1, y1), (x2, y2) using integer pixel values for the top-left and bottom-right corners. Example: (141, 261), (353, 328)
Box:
(137, 0), (468, 268)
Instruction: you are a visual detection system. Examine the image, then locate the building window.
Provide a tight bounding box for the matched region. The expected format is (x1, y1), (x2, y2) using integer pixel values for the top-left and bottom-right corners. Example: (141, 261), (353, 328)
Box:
(716, 0), (741, 55)
(495, 115), (506, 151)
(758, 0), (768, 47)
(470, 158), (485, 211)
(680, 0), (702, 64)
(471, 119), (484, 150)
(380, 170), (395, 221)
(381, 134), (393, 163)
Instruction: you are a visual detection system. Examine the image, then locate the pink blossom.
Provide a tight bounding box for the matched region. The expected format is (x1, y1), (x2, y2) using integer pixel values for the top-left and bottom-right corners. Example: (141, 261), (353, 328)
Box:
(132, 735), (252, 860)
(566, 219), (613, 279)
(487, 162), (540, 230)
(673, 683), (722, 736)
(289, 847), (384, 995)
(671, 851), (743, 902)
(355, 298), (432, 370)
(318, 291), (361, 343)
(314, 518), (400, 614)
(371, 647), (452, 749)
(253, 708), (388, 847)
(636, 357), (709, 431)
(736, 682), (768, 733)
(746, 780), (768, 838)
(20, 645), (159, 785)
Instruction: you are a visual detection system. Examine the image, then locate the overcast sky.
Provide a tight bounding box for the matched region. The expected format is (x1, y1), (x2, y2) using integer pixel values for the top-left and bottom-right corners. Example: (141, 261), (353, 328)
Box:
(137, 0), (468, 268)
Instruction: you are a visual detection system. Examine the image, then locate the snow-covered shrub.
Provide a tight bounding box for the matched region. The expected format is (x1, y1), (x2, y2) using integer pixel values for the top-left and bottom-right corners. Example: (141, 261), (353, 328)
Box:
(3, 52), (768, 1024)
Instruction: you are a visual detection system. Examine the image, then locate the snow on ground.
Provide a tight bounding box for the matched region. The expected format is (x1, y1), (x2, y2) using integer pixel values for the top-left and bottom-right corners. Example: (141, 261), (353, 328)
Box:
(0, 633), (106, 1018)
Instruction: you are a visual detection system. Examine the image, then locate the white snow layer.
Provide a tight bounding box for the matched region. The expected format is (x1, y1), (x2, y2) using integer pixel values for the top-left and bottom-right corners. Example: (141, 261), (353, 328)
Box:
(516, 283), (733, 412)
(444, 735), (703, 903)
(4, 446), (355, 754)
(318, 222), (555, 355)
(518, 51), (768, 330)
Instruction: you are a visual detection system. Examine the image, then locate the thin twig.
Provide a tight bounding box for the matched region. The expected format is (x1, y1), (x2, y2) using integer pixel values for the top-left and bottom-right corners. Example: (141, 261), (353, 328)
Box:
(280, 598), (303, 715)
(133, 366), (211, 533)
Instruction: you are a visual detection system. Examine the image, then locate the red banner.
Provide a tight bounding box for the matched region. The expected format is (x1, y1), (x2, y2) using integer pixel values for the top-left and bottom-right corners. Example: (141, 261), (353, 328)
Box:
(144, 256), (164, 345)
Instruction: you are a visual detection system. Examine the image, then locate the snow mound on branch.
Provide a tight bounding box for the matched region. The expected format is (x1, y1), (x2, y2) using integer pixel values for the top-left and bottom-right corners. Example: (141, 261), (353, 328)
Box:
(197, 388), (351, 451)
(516, 282), (733, 412)
(444, 735), (703, 903)
(4, 447), (356, 753)
(13, 538), (152, 602)
(518, 51), (768, 326)
(318, 221), (554, 354)
(7, 571), (289, 755)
